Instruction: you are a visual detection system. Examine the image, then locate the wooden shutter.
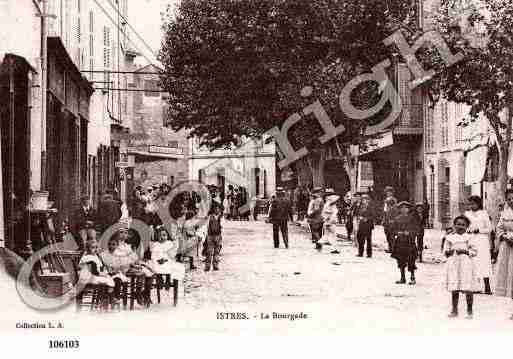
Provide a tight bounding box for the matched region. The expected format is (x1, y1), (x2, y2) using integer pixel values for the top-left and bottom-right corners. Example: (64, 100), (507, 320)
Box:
(438, 159), (451, 226)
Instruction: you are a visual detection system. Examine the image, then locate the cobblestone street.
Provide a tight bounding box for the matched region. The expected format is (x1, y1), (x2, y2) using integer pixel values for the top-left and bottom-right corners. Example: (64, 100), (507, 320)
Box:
(2, 219), (513, 335)
(172, 219), (513, 334)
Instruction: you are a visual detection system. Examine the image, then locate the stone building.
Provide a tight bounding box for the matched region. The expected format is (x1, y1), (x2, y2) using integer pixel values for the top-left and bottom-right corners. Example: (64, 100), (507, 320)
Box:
(188, 136), (276, 200)
(126, 64), (188, 193)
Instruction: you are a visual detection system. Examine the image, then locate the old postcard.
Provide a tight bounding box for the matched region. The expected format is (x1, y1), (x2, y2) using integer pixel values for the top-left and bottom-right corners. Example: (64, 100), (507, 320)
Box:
(1, 0), (513, 353)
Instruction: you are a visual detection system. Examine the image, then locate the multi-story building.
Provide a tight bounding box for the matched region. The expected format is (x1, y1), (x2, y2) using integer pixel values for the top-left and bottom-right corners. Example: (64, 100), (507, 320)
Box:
(126, 64), (189, 193)
(0, 0), (138, 252)
(188, 136), (276, 200)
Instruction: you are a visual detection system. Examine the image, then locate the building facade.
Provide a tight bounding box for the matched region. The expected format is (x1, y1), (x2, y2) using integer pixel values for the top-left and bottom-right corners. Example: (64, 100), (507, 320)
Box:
(188, 137), (276, 200)
(127, 64), (189, 193)
(0, 0), (136, 253)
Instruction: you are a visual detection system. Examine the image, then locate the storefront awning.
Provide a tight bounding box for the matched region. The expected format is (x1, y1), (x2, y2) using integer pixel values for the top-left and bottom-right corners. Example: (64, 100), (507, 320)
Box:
(465, 145), (489, 185)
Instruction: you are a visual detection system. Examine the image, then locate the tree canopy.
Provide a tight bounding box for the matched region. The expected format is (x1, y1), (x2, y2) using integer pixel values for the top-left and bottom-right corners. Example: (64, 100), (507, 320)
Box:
(426, 0), (513, 195)
(159, 0), (418, 151)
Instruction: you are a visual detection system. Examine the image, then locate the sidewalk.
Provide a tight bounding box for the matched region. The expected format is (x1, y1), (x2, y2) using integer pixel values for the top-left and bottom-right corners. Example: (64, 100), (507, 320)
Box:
(294, 220), (446, 263)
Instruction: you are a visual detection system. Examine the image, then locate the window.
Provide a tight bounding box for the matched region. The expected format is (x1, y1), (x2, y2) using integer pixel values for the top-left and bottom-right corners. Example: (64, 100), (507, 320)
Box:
(424, 104), (434, 151)
(144, 80), (160, 97)
(441, 101), (449, 147)
(89, 34), (94, 58)
(103, 26), (110, 47)
(429, 165), (435, 227)
(168, 141), (178, 148)
(77, 17), (81, 44)
(89, 11), (93, 33)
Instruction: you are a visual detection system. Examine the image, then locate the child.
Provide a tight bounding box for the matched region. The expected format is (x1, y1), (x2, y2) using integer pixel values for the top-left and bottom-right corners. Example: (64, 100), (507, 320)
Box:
(205, 203), (223, 271)
(115, 226), (154, 307)
(391, 201), (418, 284)
(149, 226), (184, 289)
(100, 236), (129, 301)
(79, 239), (117, 306)
(444, 215), (479, 319)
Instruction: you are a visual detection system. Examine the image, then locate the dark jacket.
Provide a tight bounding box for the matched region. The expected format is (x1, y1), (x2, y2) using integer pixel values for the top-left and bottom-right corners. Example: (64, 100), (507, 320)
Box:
(97, 196), (122, 230)
(72, 205), (96, 232)
(269, 197), (292, 223)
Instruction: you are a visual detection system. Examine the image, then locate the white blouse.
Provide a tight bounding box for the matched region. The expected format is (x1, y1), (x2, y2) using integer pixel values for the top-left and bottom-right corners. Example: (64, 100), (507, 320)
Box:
(464, 209), (492, 234)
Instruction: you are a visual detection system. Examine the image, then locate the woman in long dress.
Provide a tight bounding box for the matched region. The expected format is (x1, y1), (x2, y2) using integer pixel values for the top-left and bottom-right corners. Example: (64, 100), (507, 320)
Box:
(495, 189), (513, 319)
(464, 196), (493, 294)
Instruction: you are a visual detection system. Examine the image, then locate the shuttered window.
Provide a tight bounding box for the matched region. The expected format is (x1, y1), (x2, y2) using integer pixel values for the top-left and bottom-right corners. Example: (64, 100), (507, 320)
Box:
(458, 156), (470, 212)
(103, 26), (111, 84)
(429, 166), (435, 227)
(438, 159), (451, 226)
(424, 104), (434, 151)
(441, 101), (449, 147)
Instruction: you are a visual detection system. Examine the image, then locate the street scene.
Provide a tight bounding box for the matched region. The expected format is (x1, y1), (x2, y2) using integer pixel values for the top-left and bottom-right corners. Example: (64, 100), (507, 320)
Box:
(2, 0), (513, 337)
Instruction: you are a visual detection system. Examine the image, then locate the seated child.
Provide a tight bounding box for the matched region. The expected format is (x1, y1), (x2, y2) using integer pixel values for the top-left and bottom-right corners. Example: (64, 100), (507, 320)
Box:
(114, 226), (154, 307)
(149, 226), (184, 289)
(78, 239), (116, 305)
(100, 236), (129, 300)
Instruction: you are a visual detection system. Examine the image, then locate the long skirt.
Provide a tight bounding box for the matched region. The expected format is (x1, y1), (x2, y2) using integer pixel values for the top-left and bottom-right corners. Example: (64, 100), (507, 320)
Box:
(445, 254), (480, 292)
(391, 234), (417, 271)
(470, 233), (492, 279)
(495, 241), (513, 298)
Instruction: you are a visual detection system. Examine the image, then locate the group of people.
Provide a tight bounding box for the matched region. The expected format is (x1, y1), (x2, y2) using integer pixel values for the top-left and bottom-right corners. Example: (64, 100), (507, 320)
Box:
(222, 185), (250, 221)
(63, 182), (226, 310)
(271, 182), (513, 320)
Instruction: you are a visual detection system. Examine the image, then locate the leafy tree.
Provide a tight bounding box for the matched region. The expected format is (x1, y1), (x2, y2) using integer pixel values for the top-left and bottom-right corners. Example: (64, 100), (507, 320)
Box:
(159, 0), (418, 189)
(425, 0), (513, 203)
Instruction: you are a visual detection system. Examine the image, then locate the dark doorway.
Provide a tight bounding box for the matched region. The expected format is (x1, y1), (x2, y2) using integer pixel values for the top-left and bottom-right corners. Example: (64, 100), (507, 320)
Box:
(324, 159), (350, 195)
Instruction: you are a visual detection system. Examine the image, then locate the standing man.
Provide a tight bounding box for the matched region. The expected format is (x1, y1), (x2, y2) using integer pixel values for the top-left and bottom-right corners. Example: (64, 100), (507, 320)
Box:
(72, 196), (96, 250)
(383, 186), (398, 253)
(307, 187), (325, 251)
(342, 192), (354, 243)
(268, 187), (292, 249)
(356, 194), (375, 258)
(97, 190), (122, 233)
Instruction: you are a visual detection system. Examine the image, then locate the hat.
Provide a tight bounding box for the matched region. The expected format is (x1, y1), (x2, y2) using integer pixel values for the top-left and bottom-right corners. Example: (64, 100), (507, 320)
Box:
(312, 187), (324, 194)
(397, 201), (412, 208)
(326, 194), (340, 203)
(384, 186), (394, 193)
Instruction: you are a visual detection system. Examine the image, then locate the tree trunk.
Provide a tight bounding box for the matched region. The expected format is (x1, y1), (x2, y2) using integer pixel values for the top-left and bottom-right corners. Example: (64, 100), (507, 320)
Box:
(307, 149), (326, 188)
(497, 106), (513, 204)
(343, 156), (357, 194)
(295, 157), (312, 188)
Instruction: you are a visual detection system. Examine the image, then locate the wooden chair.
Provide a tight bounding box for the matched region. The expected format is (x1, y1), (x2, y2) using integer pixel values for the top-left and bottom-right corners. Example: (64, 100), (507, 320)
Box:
(153, 274), (179, 307)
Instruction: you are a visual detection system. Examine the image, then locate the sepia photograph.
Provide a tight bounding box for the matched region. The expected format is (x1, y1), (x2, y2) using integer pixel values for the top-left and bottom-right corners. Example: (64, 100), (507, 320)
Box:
(1, 0), (513, 353)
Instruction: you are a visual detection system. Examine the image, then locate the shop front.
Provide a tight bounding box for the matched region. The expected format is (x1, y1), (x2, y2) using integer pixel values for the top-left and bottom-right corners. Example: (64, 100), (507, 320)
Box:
(46, 37), (93, 224)
(0, 54), (35, 252)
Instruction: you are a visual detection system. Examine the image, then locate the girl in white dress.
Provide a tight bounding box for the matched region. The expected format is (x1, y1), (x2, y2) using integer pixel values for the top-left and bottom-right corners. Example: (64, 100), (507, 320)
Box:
(464, 196), (493, 294)
(100, 236), (129, 300)
(149, 227), (185, 289)
(444, 216), (480, 319)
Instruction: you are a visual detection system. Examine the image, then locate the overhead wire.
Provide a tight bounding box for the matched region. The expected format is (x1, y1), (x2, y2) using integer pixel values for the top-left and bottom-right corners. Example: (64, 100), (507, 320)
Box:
(104, 0), (160, 60)
(91, 0), (155, 65)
